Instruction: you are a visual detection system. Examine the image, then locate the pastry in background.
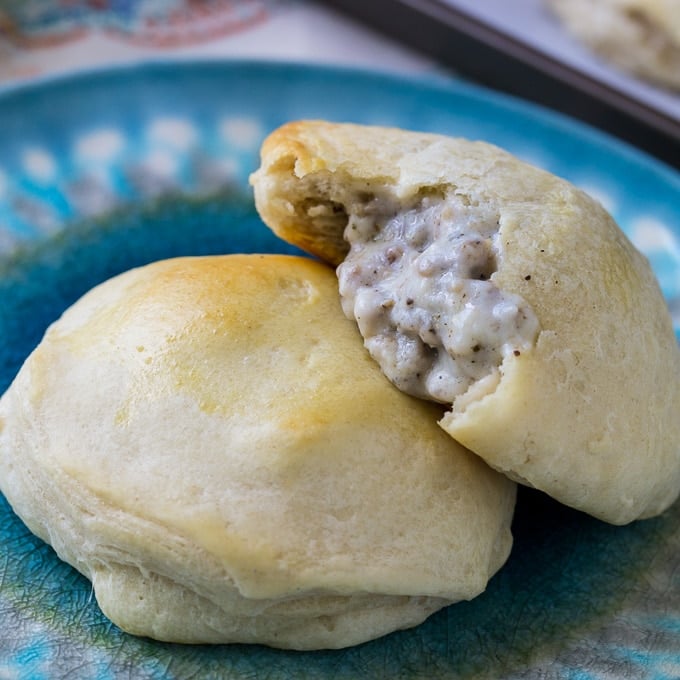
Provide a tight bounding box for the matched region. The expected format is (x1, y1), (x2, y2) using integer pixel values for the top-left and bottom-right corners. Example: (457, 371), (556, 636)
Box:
(547, 0), (680, 90)
(251, 120), (680, 526)
(0, 254), (516, 649)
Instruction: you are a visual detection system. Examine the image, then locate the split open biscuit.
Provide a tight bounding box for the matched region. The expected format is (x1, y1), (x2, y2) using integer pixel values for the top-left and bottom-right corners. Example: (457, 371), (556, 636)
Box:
(250, 120), (680, 525)
(0, 254), (515, 649)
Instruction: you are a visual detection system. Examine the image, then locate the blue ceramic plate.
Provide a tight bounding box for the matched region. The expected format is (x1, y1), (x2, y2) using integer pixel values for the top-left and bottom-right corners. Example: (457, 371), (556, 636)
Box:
(0, 61), (679, 680)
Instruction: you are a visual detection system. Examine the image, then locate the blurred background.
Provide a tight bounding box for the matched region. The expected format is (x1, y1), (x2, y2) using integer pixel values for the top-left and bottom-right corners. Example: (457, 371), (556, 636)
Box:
(1, 0), (678, 166)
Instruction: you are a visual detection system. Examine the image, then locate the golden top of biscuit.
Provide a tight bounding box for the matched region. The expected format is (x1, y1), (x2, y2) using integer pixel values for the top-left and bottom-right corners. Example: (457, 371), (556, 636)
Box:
(0, 254), (515, 647)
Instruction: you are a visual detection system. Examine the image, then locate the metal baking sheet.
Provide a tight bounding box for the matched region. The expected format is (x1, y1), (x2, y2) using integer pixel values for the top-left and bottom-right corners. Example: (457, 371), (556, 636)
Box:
(326, 0), (680, 168)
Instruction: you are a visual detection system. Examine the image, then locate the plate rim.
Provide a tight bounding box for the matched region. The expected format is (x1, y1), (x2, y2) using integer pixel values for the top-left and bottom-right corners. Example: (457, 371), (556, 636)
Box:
(0, 56), (678, 186)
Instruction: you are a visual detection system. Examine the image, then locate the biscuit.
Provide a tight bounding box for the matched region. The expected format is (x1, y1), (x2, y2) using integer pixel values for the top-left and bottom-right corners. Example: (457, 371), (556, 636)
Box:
(547, 0), (680, 90)
(0, 254), (515, 649)
(251, 120), (680, 525)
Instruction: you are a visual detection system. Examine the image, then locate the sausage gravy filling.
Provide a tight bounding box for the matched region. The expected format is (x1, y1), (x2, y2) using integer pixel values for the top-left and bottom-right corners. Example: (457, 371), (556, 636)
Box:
(337, 194), (540, 404)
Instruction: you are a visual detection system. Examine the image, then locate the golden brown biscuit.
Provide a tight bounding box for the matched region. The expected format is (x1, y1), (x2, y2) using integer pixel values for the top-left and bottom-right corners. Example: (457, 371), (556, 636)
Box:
(0, 254), (515, 649)
(250, 120), (680, 525)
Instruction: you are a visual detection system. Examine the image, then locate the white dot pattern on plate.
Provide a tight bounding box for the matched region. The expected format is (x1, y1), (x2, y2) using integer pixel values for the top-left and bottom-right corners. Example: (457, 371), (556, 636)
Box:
(149, 118), (199, 151)
(144, 148), (180, 178)
(577, 182), (617, 215)
(22, 147), (58, 184)
(75, 129), (126, 164)
(0, 112), (678, 340)
(219, 116), (264, 150)
(631, 217), (680, 257)
(0, 114), (266, 248)
(631, 217), (680, 299)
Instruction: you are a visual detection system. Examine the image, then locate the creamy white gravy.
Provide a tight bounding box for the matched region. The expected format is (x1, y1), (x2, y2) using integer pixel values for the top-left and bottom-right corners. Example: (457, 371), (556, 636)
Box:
(337, 195), (539, 403)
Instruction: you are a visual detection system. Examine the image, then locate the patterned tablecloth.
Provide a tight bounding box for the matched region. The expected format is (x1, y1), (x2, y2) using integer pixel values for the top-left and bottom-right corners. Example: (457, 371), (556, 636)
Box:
(0, 0), (436, 83)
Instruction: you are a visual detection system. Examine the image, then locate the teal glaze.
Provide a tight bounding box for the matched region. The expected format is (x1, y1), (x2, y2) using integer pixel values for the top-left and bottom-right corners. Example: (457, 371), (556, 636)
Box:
(0, 62), (679, 679)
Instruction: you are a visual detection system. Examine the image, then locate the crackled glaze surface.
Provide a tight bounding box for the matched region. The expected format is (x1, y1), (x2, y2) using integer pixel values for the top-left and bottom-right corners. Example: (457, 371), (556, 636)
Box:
(0, 61), (678, 678)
